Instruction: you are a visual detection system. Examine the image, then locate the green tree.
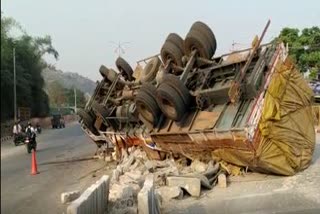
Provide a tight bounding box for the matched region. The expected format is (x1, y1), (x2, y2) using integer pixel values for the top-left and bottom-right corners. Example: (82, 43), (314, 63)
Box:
(277, 26), (320, 74)
(47, 81), (66, 107)
(1, 14), (59, 120)
(65, 88), (86, 108)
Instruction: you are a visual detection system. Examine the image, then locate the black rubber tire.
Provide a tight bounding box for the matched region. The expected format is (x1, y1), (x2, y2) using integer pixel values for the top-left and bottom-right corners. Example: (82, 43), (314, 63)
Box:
(161, 41), (183, 66)
(161, 74), (191, 107)
(92, 101), (110, 118)
(141, 57), (161, 83)
(99, 65), (118, 82)
(99, 65), (109, 78)
(190, 21), (217, 56)
(78, 109), (94, 128)
(135, 83), (161, 126)
(166, 33), (184, 55)
(184, 30), (213, 59)
(156, 83), (186, 121)
(116, 57), (134, 81)
(27, 146), (31, 154)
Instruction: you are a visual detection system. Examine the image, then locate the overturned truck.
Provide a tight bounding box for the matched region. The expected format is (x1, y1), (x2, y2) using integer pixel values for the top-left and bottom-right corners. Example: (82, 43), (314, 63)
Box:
(78, 20), (315, 176)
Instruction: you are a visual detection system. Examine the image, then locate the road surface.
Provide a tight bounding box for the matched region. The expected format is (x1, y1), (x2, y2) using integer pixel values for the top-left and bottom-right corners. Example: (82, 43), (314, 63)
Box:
(1, 122), (113, 214)
(163, 134), (320, 214)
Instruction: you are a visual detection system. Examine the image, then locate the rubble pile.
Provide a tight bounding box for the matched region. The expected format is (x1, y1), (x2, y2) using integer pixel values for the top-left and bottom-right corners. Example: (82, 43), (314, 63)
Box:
(107, 148), (229, 213)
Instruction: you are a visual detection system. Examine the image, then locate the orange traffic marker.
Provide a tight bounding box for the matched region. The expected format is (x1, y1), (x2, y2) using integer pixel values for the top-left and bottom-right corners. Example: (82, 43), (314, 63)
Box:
(31, 150), (39, 175)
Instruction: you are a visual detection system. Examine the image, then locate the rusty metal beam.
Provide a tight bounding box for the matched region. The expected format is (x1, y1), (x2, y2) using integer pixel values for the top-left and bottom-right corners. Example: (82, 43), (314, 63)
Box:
(228, 20), (271, 103)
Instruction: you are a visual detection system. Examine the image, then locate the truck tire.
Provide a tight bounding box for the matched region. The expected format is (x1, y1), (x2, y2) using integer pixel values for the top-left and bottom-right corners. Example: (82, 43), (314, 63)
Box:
(184, 29), (213, 59)
(161, 41), (183, 67)
(136, 83), (161, 126)
(141, 57), (161, 83)
(156, 83), (187, 121)
(161, 74), (191, 106)
(166, 33), (185, 55)
(116, 57), (134, 81)
(190, 21), (217, 56)
(78, 109), (95, 127)
(99, 65), (118, 82)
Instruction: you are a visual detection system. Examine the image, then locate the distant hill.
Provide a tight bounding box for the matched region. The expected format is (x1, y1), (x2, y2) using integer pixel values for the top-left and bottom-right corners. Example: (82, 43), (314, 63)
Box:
(42, 67), (96, 95)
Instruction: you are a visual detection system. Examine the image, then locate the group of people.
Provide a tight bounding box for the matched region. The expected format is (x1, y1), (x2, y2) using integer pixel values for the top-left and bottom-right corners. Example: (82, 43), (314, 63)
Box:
(13, 121), (37, 141)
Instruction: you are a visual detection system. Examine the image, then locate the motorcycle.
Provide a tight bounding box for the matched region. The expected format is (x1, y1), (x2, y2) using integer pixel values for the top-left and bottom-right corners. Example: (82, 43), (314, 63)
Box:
(25, 132), (37, 154)
(13, 133), (25, 146)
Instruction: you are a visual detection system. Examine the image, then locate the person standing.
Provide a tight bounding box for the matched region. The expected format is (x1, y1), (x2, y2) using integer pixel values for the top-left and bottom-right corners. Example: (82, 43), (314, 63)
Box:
(12, 120), (22, 143)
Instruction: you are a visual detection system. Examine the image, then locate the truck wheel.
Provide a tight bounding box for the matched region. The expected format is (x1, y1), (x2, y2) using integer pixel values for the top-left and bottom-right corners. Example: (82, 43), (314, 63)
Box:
(156, 83), (187, 121)
(140, 57), (161, 83)
(116, 57), (134, 81)
(136, 83), (161, 126)
(184, 29), (213, 59)
(78, 109), (94, 128)
(190, 21), (217, 56)
(161, 74), (191, 106)
(166, 33), (185, 55)
(161, 41), (183, 67)
(99, 65), (118, 82)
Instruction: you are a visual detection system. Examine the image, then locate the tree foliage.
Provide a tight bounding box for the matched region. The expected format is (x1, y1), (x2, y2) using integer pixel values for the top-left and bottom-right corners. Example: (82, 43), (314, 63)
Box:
(47, 81), (86, 108)
(277, 26), (320, 74)
(1, 14), (59, 120)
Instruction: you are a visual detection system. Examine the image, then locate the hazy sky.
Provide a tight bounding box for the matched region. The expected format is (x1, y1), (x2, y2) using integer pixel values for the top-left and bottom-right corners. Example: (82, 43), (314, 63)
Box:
(2, 0), (320, 81)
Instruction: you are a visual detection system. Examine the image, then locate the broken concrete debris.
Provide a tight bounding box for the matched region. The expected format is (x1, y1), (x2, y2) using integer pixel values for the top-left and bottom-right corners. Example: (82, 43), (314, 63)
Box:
(155, 186), (183, 201)
(166, 176), (201, 197)
(106, 147), (226, 213)
(61, 190), (80, 204)
(190, 159), (208, 173)
(218, 173), (227, 188)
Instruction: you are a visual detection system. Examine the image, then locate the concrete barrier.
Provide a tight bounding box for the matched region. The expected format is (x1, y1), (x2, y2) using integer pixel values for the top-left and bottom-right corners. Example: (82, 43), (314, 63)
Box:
(138, 174), (161, 214)
(67, 175), (110, 214)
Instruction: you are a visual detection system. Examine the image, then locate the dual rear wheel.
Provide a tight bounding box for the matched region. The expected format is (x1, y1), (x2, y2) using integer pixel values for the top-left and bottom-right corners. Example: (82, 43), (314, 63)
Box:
(160, 21), (217, 68)
(135, 75), (191, 126)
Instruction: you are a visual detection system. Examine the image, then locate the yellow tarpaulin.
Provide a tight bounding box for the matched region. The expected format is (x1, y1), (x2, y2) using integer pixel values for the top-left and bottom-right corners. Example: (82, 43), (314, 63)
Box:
(256, 58), (315, 175)
(212, 57), (315, 176)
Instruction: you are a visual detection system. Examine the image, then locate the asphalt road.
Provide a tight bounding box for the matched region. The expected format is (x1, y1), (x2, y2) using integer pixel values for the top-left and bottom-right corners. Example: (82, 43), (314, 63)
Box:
(1, 122), (112, 214)
(163, 134), (320, 214)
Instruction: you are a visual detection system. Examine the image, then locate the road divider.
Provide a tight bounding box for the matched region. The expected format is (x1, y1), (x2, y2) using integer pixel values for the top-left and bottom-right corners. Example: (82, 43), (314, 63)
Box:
(67, 175), (110, 214)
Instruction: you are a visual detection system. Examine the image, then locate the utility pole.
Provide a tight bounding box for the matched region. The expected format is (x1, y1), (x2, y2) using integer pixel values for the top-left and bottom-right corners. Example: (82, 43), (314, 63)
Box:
(74, 88), (77, 113)
(13, 47), (17, 122)
(109, 41), (130, 57)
